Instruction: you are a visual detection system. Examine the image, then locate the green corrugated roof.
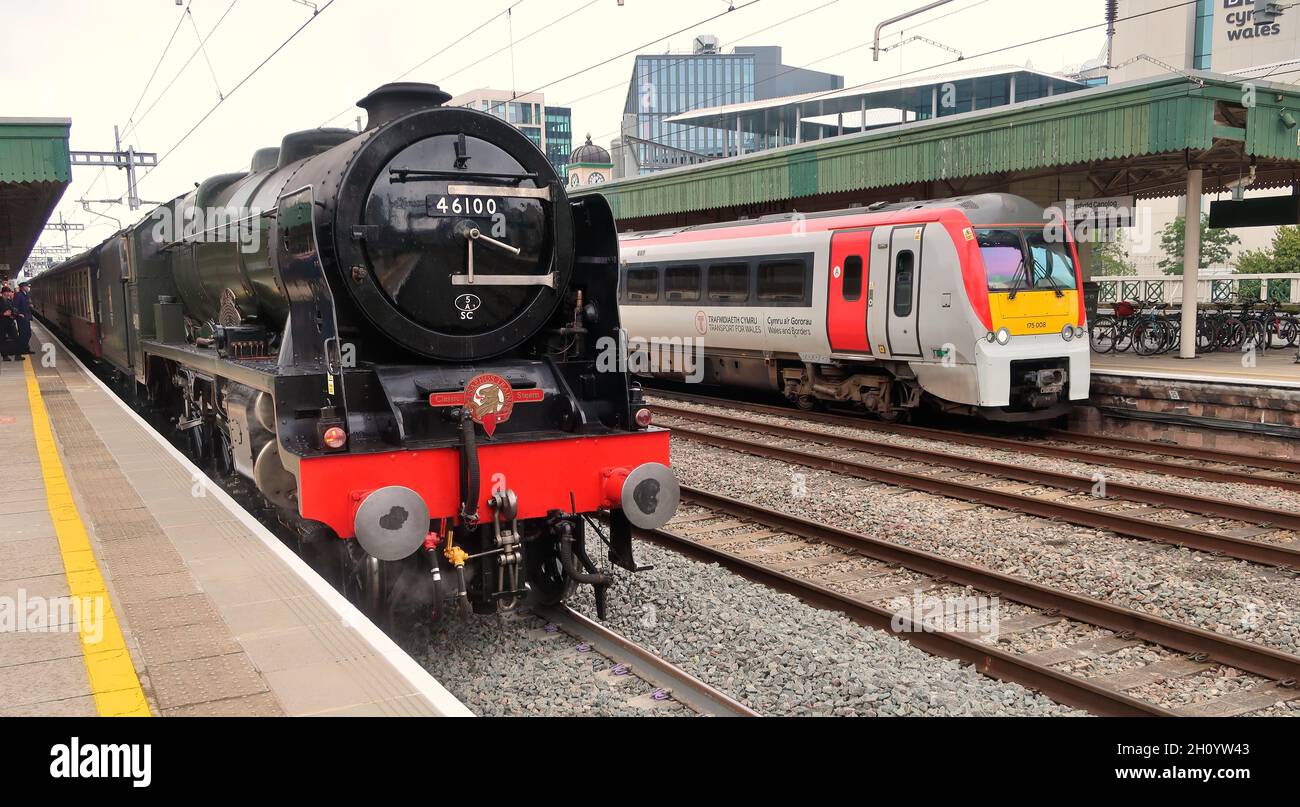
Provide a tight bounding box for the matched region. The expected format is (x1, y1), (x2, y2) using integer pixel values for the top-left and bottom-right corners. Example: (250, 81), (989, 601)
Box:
(576, 73), (1300, 221)
(0, 118), (72, 184)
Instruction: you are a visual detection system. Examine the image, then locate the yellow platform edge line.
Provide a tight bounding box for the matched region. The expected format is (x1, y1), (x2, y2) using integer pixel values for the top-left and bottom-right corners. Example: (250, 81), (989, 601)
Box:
(22, 359), (152, 717)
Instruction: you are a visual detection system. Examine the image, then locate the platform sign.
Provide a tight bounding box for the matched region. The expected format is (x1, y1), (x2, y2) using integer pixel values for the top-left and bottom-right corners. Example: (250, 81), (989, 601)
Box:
(1049, 195), (1136, 228)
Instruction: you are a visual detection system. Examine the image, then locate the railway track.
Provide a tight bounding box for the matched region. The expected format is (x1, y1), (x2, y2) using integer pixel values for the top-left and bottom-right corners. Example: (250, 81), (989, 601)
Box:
(648, 487), (1300, 717)
(652, 401), (1300, 570)
(649, 390), (1300, 493)
(527, 605), (759, 717)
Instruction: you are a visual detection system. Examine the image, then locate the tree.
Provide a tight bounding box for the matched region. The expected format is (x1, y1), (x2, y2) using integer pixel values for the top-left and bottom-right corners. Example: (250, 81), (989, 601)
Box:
(1092, 229), (1136, 276)
(1232, 226), (1300, 301)
(1158, 214), (1241, 275)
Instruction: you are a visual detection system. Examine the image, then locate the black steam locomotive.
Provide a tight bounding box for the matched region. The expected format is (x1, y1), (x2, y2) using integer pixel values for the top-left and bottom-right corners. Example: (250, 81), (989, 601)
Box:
(32, 83), (678, 624)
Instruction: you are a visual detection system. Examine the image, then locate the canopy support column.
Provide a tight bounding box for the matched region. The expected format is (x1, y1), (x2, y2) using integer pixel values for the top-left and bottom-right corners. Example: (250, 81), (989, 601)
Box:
(1179, 168), (1203, 359)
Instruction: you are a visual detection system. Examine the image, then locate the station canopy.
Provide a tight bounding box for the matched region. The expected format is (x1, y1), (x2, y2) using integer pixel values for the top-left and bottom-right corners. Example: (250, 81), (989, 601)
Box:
(577, 72), (1300, 229)
(0, 117), (72, 277)
(664, 65), (1088, 135)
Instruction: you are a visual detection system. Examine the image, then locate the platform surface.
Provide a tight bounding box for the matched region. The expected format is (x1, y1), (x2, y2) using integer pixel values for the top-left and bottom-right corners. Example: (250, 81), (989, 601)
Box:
(1092, 348), (1300, 388)
(0, 324), (470, 717)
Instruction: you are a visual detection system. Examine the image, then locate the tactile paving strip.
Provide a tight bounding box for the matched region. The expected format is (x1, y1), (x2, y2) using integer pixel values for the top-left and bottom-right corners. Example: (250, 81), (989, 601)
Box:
(32, 354), (284, 717)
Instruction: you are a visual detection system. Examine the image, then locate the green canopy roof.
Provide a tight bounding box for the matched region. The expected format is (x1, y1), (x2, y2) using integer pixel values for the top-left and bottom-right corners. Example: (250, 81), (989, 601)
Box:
(0, 117), (72, 275)
(576, 72), (1300, 225)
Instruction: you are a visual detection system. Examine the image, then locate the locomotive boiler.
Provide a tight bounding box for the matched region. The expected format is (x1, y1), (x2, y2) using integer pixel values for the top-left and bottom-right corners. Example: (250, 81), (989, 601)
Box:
(33, 82), (678, 624)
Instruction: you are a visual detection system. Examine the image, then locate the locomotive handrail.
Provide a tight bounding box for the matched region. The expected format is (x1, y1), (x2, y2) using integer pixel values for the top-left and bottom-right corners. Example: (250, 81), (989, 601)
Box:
(389, 167), (539, 183)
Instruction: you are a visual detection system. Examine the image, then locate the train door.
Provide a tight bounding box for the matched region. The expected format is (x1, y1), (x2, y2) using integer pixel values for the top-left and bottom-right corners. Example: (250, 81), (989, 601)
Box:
(866, 227), (891, 357)
(886, 224), (923, 357)
(826, 228), (872, 353)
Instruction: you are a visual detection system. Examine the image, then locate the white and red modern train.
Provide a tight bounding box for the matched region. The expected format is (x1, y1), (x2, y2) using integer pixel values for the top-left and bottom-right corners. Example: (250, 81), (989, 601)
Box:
(618, 193), (1089, 420)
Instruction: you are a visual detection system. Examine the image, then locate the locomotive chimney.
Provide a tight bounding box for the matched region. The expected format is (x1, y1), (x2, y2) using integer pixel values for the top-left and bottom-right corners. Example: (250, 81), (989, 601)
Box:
(358, 82), (453, 130)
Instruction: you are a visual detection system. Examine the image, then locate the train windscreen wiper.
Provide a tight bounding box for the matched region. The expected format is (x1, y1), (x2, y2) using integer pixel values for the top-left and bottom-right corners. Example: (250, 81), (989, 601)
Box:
(1007, 257), (1027, 300)
(1035, 257), (1065, 298)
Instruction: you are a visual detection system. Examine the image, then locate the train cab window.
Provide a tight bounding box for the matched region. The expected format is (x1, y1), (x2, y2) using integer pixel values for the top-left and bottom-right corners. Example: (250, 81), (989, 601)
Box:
(625, 267), (660, 302)
(842, 256), (863, 301)
(977, 229), (1026, 292)
(1023, 230), (1079, 290)
(708, 263), (749, 303)
(756, 259), (807, 304)
(664, 266), (701, 302)
(893, 251), (915, 317)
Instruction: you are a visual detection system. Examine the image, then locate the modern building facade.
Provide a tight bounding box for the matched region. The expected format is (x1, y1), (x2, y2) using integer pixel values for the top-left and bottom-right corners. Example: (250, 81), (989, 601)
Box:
(544, 106), (572, 179)
(1110, 0), (1300, 80)
(447, 89), (572, 176)
(620, 37), (842, 174)
(665, 67), (1086, 152)
(1108, 0), (1300, 259)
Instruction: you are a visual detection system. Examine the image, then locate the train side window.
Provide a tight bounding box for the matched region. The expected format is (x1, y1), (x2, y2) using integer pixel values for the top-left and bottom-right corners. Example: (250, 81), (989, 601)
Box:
(708, 263), (749, 302)
(625, 267), (660, 302)
(893, 251), (915, 317)
(663, 266), (700, 302)
(842, 256), (863, 301)
(756, 259), (806, 304)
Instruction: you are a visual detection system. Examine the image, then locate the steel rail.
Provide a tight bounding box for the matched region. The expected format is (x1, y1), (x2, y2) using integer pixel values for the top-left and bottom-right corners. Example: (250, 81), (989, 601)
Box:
(648, 390), (1300, 492)
(665, 487), (1300, 696)
(667, 422), (1300, 570)
(1041, 427), (1300, 476)
(534, 604), (760, 717)
(655, 404), (1300, 532)
(648, 496), (1170, 716)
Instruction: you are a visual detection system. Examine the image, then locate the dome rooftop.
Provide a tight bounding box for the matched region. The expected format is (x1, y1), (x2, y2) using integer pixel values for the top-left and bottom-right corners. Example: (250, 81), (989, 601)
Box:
(569, 134), (611, 165)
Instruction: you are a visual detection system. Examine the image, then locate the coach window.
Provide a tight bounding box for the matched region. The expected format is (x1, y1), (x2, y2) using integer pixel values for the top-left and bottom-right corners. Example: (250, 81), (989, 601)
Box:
(708, 263), (749, 303)
(625, 267), (660, 302)
(757, 259), (807, 304)
(893, 251), (915, 317)
(664, 265), (701, 302)
(842, 255), (863, 301)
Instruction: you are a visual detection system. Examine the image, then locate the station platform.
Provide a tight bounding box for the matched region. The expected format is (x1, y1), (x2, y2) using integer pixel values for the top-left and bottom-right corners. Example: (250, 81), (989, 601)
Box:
(0, 324), (471, 717)
(1076, 349), (1300, 457)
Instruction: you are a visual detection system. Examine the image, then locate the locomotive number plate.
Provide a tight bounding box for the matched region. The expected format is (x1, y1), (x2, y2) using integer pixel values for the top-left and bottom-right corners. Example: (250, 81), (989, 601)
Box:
(427, 195), (500, 217)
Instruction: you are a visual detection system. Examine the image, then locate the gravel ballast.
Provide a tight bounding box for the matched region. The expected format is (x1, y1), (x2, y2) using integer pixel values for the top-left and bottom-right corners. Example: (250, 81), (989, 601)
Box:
(408, 541), (1082, 716)
(669, 433), (1300, 656)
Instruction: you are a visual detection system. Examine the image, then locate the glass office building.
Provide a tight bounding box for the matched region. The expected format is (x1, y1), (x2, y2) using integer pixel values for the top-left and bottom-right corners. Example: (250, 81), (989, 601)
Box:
(621, 43), (842, 174)
(448, 89), (573, 175)
(545, 106), (572, 177)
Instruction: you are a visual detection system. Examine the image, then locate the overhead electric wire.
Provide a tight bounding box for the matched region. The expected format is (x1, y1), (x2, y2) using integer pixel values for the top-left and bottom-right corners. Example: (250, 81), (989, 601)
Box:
(122, 1), (193, 134)
(57, 2), (195, 242)
(317, 0), (528, 127)
(590, 0), (1201, 148)
(482, 0), (765, 119)
(139, 0), (339, 185)
(121, 0), (240, 142)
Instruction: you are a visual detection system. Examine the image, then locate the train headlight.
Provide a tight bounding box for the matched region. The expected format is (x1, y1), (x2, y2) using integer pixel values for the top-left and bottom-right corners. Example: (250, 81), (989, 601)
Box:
(1075, 325), (1086, 339)
(995, 327), (1011, 345)
(323, 426), (348, 449)
(634, 407), (653, 428)
(985, 331), (996, 343)
(1061, 324), (1075, 341)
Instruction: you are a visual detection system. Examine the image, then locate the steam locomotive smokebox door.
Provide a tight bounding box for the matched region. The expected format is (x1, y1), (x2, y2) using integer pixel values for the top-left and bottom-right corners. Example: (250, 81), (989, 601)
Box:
(331, 106), (575, 361)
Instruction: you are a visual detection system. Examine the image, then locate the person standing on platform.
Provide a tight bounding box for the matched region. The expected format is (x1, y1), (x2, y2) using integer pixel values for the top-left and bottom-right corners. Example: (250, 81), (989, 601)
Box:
(13, 281), (32, 355)
(0, 288), (22, 361)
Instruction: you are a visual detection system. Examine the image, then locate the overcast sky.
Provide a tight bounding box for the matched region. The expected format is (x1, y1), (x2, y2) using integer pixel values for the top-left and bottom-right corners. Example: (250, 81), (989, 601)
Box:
(7, 0), (1107, 250)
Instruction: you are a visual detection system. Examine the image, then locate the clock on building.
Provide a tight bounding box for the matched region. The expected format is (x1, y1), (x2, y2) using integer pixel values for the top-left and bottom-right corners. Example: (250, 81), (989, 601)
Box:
(568, 134), (614, 187)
